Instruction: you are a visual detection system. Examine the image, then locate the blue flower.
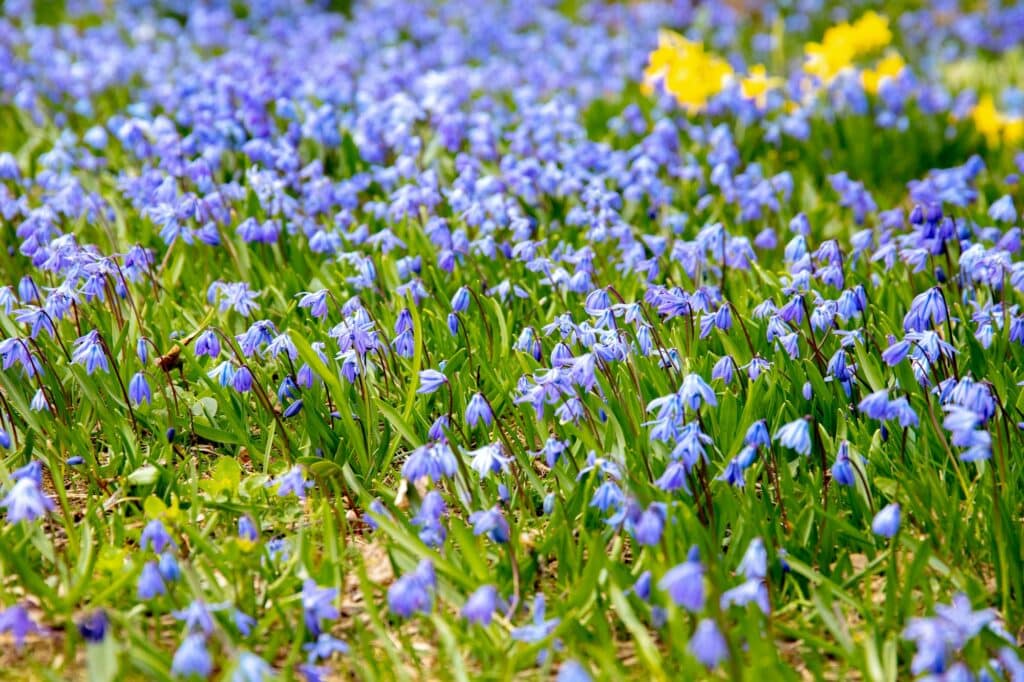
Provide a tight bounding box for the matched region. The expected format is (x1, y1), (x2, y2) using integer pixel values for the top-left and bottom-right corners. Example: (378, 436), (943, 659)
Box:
(462, 585), (502, 626)
(388, 560), (435, 618)
(466, 442), (510, 478)
(267, 466), (312, 499)
(137, 562), (166, 600)
(173, 601), (218, 635)
(659, 547), (704, 612)
(0, 605), (42, 650)
(774, 418), (811, 456)
(831, 441), (856, 487)
(858, 389), (892, 420)
(77, 610), (108, 644)
(872, 503), (901, 538)
(451, 287), (470, 313)
(298, 290), (330, 319)
(469, 507), (510, 543)
(417, 369), (448, 395)
(989, 195), (1017, 223)
(629, 502), (666, 546)
(172, 635), (212, 678)
(557, 660), (592, 682)
(688, 619), (728, 669)
(510, 593), (559, 643)
(301, 580), (339, 637)
(679, 373), (717, 411)
(128, 372), (152, 406)
(71, 330), (109, 375)
(232, 651), (273, 682)
(903, 288), (947, 332)
(303, 633), (350, 662)
(744, 420), (771, 448)
(232, 366), (254, 393)
(402, 442), (458, 483)
(194, 330), (221, 359)
(2, 477), (54, 523)
(465, 393), (493, 428)
(737, 538), (768, 580)
(140, 520), (173, 553)
(721, 578), (770, 614)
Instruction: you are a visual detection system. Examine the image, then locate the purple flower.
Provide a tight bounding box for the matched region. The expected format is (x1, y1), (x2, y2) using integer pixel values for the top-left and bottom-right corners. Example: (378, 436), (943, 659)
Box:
(137, 562), (166, 600)
(989, 195), (1017, 223)
(140, 520), (173, 553)
(679, 373), (717, 411)
(462, 585), (502, 626)
(417, 370), (448, 395)
(301, 580), (339, 637)
(510, 593), (559, 643)
(689, 619), (728, 669)
(465, 393), (493, 428)
(77, 610), (108, 643)
(557, 661), (592, 682)
(0, 605), (42, 650)
(2, 478), (54, 523)
(172, 635), (212, 678)
(903, 288), (947, 332)
(774, 418), (811, 455)
(469, 507), (510, 543)
(831, 441), (856, 487)
(388, 560), (435, 618)
(71, 330), (109, 375)
(128, 372), (152, 406)
(659, 547), (704, 612)
(267, 466), (312, 499)
(872, 503), (901, 538)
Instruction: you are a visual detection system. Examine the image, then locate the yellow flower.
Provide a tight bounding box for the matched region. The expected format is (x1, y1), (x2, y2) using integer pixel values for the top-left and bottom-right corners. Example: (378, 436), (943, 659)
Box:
(643, 30), (733, 112)
(861, 52), (905, 94)
(803, 12), (892, 85)
(740, 65), (781, 109)
(970, 95), (1023, 147)
(848, 11), (891, 54)
(1005, 117), (1024, 146)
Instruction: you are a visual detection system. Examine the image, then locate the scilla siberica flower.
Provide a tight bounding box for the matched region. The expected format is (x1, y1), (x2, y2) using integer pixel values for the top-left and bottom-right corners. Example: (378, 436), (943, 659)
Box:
(232, 651), (273, 682)
(462, 585), (502, 626)
(659, 546), (704, 612)
(872, 503), (901, 537)
(0, 605), (43, 650)
(71, 330), (109, 375)
(301, 580), (339, 637)
(2, 476), (54, 523)
(469, 507), (510, 543)
(388, 559), (435, 617)
(128, 372), (152, 406)
(689, 619), (728, 669)
(831, 441), (856, 486)
(417, 369), (448, 394)
(678, 373), (717, 411)
(267, 466), (312, 499)
(172, 634), (212, 678)
(558, 661), (592, 682)
(467, 442), (510, 478)
(774, 418), (811, 455)
(510, 593), (560, 644)
(465, 393), (493, 427)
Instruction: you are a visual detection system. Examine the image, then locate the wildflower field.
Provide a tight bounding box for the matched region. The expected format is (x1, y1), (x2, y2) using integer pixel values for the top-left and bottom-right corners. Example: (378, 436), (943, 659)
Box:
(3, 0), (1024, 679)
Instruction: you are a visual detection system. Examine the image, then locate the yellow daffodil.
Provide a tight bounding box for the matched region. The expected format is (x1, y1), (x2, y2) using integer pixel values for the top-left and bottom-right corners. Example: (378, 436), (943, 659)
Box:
(970, 95), (1023, 147)
(861, 51), (905, 94)
(740, 64), (782, 109)
(804, 12), (891, 85)
(643, 30), (733, 112)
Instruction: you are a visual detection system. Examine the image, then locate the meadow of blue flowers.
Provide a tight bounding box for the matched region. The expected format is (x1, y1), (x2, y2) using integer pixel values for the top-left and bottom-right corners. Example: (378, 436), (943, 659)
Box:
(1, 0), (1024, 679)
